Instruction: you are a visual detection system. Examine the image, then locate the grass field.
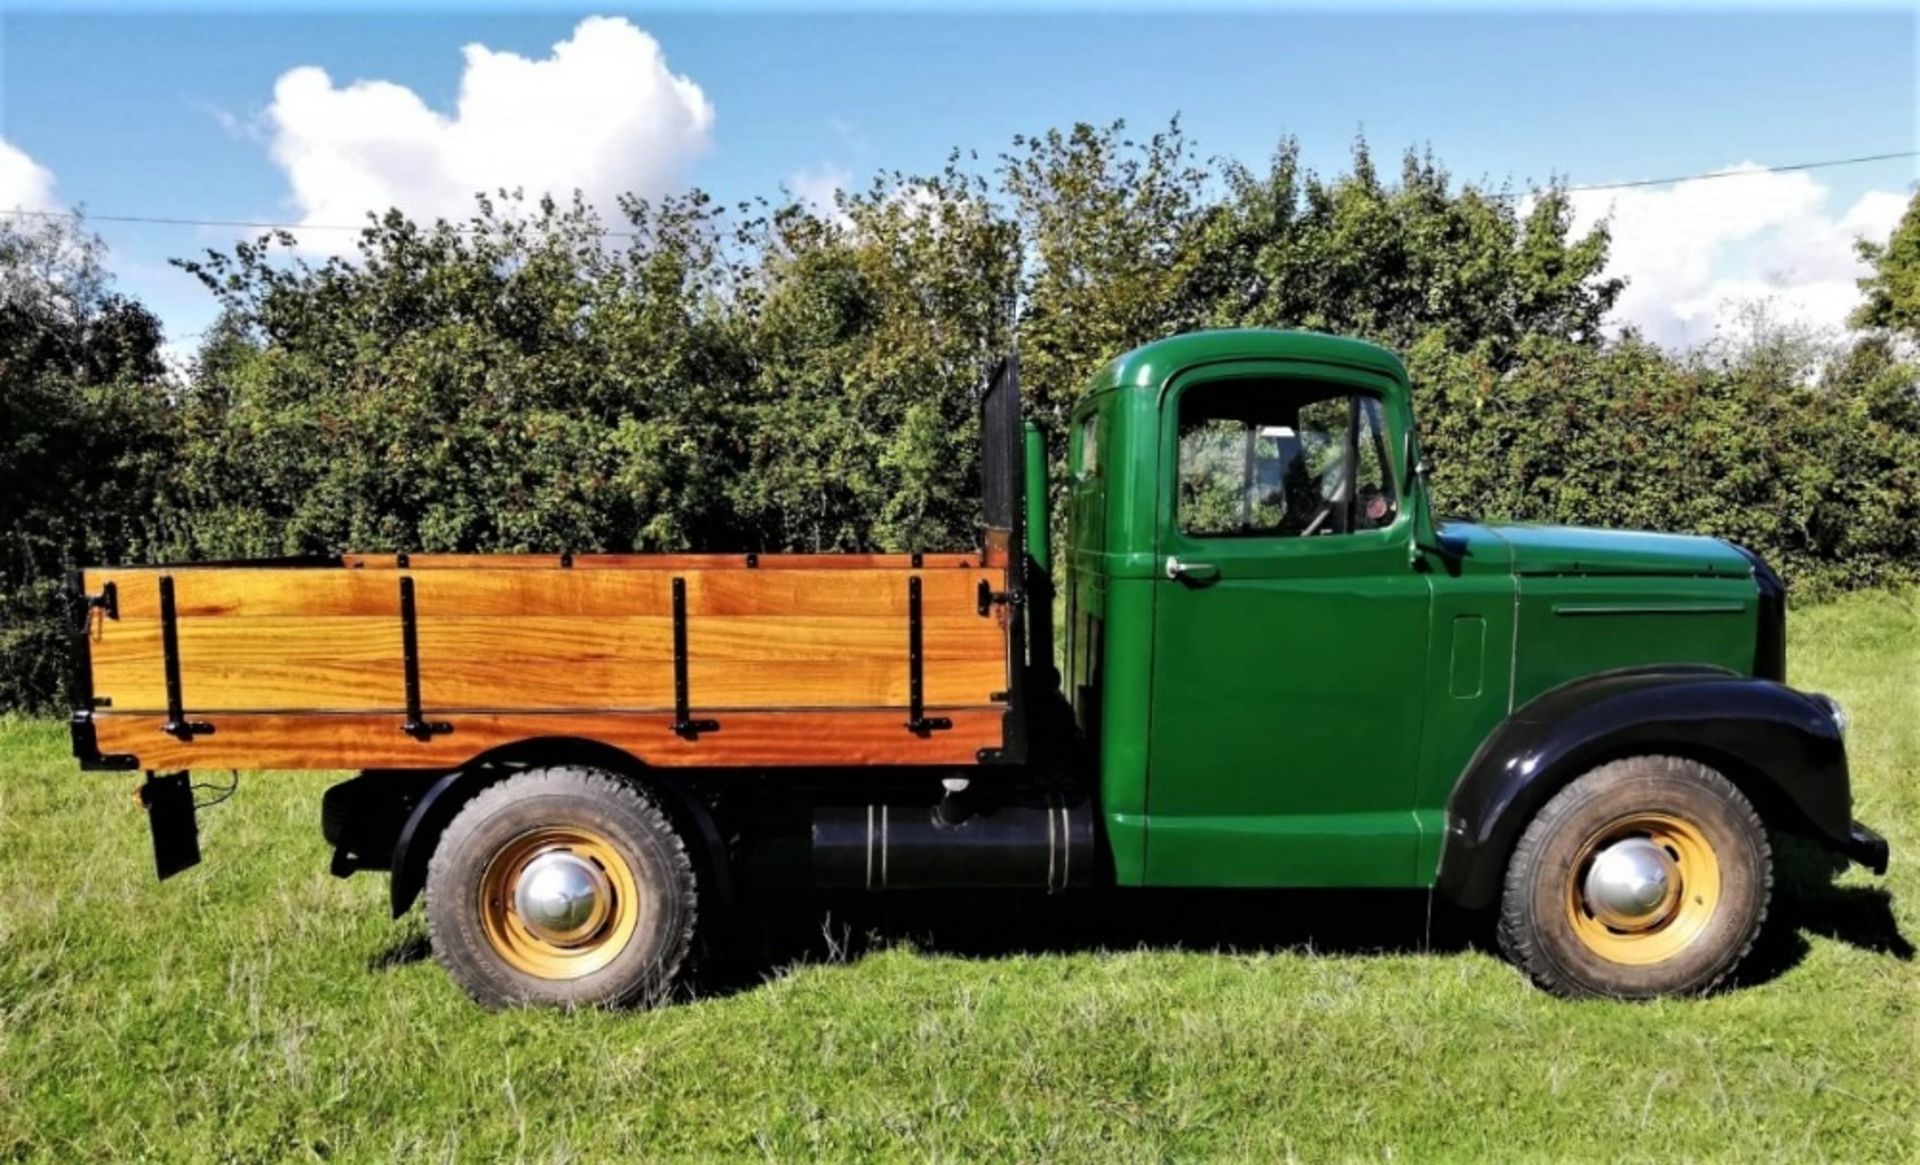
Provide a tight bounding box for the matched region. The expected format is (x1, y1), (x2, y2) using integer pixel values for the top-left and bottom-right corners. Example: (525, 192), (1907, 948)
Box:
(1, 591), (1915, 1161)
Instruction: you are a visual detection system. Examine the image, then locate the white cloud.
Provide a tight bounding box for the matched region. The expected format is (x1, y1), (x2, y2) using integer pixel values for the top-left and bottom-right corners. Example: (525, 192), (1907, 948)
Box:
(1562, 164), (1909, 347)
(0, 137), (58, 212)
(789, 164), (849, 211)
(265, 16), (713, 251)
(788, 163), (852, 224)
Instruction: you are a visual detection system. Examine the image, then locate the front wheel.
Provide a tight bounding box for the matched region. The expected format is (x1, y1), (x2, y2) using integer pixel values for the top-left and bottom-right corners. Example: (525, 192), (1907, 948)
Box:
(425, 765), (698, 1009)
(1498, 755), (1771, 999)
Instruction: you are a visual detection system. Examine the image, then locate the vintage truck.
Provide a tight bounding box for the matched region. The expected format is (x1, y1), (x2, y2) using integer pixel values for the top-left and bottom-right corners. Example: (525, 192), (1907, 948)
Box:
(64, 329), (1887, 1007)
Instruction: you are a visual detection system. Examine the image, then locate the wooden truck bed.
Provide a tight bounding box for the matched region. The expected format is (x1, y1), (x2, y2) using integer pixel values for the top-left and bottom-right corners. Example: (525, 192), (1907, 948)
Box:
(68, 550), (1020, 773)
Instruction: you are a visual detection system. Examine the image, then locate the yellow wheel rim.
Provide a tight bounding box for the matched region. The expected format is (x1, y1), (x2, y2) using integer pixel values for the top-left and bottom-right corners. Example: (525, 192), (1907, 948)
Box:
(1566, 812), (1721, 966)
(477, 826), (641, 980)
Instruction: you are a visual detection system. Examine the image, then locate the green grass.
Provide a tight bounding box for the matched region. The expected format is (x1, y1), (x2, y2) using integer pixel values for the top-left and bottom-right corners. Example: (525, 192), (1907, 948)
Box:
(3, 591), (1917, 1161)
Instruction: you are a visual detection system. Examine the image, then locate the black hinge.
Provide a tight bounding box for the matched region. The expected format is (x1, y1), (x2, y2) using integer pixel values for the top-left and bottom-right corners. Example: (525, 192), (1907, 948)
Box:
(906, 576), (952, 735)
(975, 578), (1021, 616)
(397, 576), (451, 740)
(670, 577), (719, 739)
(64, 579), (118, 631)
(157, 577), (213, 740)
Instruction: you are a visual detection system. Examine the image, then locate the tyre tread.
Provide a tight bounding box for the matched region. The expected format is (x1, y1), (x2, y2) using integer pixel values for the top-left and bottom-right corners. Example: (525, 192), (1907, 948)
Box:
(424, 765), (698, 1009)
(1496, 754), (1772, 999)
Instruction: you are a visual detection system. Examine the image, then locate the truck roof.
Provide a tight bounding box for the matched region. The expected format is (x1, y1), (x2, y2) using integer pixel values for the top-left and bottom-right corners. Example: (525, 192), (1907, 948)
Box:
(1087, 329), (1409, 395)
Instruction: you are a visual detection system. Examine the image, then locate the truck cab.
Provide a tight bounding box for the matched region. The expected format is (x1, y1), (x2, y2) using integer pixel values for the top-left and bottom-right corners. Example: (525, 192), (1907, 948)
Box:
(1060, 330), (1882, 992)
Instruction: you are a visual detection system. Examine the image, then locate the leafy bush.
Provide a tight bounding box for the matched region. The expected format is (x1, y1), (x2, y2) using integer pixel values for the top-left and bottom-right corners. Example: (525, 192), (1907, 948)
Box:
(2, 124), (1914, 710)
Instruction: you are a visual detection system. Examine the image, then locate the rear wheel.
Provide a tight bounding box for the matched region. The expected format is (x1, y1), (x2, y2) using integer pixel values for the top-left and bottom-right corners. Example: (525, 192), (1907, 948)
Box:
(1498, 755), (1771, 999)
(425, 765), (697, 1009)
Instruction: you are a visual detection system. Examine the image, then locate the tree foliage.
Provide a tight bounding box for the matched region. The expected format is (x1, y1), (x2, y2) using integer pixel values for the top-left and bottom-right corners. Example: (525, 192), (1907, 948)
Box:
(1, 217), (177, 708)
(1852, 190), (1920, 341)
(1, 127), (1915, 710)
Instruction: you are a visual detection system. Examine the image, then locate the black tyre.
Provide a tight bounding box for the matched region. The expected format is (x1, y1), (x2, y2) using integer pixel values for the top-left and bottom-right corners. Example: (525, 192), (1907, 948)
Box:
(1498, 755), (1771, 999)
(425, 765), (697, 1009)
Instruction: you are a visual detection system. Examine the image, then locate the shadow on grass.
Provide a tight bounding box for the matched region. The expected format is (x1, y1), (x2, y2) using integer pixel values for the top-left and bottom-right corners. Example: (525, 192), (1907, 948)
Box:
(704, 838), (1911, 1000)
(370, 927), (432, 971)
(361, 838), (1910, 1001)
(1735, 837), (1913, 987)
(691, 884), (1487, 1002)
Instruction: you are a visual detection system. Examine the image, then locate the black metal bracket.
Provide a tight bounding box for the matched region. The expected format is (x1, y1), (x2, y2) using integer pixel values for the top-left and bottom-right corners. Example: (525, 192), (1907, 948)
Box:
(397, 576), (451, 740)
(70, 713), (138, 769)
(61, 578), (118, 633)
(670, 577), (719, 739)
(157, 576), (213, 741)
(63, 570), (138, 769)
(86, 580), (117, 626)
(975, 578), (1020, 617)
(906, 576), (952, 735)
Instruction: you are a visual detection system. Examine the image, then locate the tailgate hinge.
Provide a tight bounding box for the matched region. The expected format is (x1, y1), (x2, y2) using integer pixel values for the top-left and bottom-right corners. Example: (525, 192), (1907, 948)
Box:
(976, 579), (1023, 616)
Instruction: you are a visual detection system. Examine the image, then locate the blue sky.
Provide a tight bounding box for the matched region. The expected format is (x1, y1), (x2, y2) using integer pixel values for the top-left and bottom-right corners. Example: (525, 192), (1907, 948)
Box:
(1, 4), (1914, 349)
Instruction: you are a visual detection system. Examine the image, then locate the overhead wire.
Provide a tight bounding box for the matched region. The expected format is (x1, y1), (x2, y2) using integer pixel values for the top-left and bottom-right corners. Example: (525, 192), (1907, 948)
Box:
(0, 149), (1913, 235)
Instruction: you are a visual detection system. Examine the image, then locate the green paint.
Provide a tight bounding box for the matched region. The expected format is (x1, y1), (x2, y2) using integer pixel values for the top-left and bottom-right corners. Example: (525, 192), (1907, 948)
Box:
(1023, 421), (1050, 573)
(1058, 330), (1775, 889)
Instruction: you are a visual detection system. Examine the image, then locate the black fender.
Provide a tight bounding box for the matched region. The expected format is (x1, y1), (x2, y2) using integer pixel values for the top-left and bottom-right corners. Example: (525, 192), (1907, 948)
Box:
(386, 740), (733, 918)
(1435, 667), (1852, 909)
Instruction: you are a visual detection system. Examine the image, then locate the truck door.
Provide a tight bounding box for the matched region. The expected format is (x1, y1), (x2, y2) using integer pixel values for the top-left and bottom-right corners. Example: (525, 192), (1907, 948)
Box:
(1144, 368), (1432, 886)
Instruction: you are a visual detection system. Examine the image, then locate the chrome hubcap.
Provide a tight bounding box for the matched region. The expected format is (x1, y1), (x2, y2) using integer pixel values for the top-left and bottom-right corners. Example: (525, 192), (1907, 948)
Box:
(1582, 836), (1680, 931)
(512, 850), (612, 945)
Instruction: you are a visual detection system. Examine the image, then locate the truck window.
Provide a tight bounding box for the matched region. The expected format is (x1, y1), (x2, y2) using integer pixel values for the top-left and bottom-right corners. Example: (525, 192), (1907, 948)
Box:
(1073, 411), (1101, 480)
(1176, 382), (1397, 538)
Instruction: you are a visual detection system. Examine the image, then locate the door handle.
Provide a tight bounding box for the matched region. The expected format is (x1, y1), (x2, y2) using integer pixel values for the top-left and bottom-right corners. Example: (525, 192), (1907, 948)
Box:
(1165, 557), (1220, 583)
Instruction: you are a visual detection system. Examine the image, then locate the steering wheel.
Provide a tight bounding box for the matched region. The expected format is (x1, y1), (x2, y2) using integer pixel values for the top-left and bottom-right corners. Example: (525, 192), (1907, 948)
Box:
(1299, 459), (1350, 537)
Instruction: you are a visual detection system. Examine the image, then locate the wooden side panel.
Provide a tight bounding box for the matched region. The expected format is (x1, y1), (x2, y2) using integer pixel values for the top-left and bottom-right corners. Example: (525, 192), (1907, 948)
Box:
(90, 616), (406, 712)
(83, 562), (1009, 725)
(338, 553), (986, 571)
(92, 707), (1007, 770)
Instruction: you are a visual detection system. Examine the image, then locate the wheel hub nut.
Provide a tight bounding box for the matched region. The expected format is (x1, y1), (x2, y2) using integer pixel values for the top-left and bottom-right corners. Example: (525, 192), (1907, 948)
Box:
(513, 850), (611, 944)
(1583, 836), (1678, 930)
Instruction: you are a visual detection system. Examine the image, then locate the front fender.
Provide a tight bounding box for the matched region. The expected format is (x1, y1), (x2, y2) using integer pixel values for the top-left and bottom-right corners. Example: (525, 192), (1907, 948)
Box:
(1435, 668), (1852, 909)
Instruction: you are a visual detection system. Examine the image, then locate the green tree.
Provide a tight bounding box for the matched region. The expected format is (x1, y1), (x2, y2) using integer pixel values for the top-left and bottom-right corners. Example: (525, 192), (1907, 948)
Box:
(729, 158), (1019, 552)
(1, 215), (178, 708)
(1852, 190), (1920, 340)
(174, 192), (752, 557)
(1004, 120), (1210, 436)
(1191, 140), (1619, 365)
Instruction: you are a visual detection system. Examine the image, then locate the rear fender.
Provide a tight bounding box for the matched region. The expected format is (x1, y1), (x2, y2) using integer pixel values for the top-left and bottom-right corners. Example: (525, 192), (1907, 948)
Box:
(386, 738), (731, 917)
(1435, 668), (1851, 909)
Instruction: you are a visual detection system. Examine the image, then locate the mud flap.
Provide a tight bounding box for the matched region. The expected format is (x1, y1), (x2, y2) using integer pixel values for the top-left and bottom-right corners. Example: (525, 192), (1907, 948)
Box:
(138, 771), (201, 879)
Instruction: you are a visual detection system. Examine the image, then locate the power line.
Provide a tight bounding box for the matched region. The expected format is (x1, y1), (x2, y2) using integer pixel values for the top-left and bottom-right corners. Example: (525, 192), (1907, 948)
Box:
(1559, 149), (1919, 194)
(1, 147), (1914, 236)
(0, 207), (642, 238)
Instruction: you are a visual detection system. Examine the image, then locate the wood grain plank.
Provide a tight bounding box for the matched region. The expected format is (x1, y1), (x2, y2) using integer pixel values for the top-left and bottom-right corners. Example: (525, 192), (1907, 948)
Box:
(339, 553), (985, 571)
(93, 707), (1007, 770)
(92, 616), (406, 712)
(90, 566), (998, 620)
(90, 612), (1004, 713)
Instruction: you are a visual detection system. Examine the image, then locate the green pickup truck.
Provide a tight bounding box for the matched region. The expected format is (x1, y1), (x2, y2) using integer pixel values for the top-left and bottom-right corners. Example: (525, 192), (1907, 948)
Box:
(71, 328), (1887, 1007)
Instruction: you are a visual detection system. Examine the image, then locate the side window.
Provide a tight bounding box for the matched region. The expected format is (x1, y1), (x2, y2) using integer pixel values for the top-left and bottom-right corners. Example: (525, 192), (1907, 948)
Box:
(1073, 411), (1101, 480)
(1176, 382), (1398, 539)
